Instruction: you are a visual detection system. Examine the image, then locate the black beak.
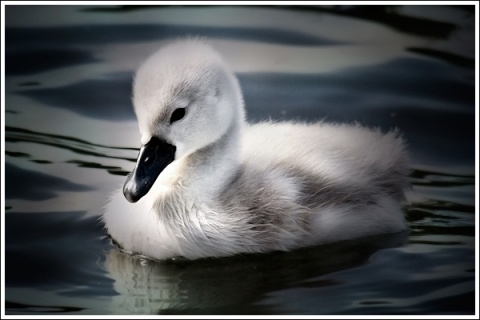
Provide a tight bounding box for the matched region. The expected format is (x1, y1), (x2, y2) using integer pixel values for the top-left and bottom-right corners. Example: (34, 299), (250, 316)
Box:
(123, 137), (176, 203)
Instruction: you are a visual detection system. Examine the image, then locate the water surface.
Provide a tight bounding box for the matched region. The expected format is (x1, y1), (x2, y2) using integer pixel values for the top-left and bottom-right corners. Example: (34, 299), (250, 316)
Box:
(3, 5), (477, 315)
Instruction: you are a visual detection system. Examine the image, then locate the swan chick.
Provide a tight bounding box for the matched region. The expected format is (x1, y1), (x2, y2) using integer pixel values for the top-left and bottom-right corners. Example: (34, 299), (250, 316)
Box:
(103, 39), (410, 260)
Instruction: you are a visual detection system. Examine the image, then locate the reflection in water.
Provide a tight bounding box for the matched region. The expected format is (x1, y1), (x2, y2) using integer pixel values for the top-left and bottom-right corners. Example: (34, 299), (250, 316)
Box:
(310, 5), (458, 38)
(5, 211), (112, 291)
(5, 22), (340, 53)
(406, 47), (475, 68)
(5, 163), (92, 200)
(79, 5), (464, 40)
(6, 48), (98, 76)
(5, 126), (137, 162)
(17, 72), (135, 120)
(104, 233), (407, 314)
(5, 301), (85, 314)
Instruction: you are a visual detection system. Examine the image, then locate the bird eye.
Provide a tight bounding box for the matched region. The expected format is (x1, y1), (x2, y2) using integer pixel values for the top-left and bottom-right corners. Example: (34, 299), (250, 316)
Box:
(170, 108), (186, 124)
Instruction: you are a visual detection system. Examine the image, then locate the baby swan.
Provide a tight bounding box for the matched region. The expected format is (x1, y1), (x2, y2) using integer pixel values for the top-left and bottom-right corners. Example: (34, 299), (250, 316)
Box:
(103, 39), (410, 260)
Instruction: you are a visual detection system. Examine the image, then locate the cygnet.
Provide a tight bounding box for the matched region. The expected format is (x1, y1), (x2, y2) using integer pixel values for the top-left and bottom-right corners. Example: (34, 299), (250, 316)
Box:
(103, 39), (410, 260)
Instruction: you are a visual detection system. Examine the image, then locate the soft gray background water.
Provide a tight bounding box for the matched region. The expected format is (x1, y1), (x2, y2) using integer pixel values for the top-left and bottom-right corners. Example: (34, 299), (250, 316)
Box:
(3, 5), (477, 315)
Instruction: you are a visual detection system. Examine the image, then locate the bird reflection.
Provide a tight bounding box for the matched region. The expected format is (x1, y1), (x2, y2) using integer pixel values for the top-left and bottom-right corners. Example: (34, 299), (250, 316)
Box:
(104, 231), (407, 315)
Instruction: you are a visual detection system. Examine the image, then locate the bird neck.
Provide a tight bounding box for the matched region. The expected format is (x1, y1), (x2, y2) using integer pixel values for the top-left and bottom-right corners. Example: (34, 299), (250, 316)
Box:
(182, 116), (243, 200)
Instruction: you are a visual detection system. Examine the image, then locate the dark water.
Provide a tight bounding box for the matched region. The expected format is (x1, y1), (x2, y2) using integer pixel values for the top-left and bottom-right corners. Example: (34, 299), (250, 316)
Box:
(3, 5), (477, 315)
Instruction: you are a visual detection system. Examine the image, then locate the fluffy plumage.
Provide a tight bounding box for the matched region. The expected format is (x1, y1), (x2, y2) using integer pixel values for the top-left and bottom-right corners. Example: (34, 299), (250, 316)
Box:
(103, 39), (410, 260)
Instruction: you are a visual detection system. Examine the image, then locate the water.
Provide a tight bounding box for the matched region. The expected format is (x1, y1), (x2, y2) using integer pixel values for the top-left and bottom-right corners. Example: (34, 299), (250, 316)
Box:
(3, 5), (477, 315)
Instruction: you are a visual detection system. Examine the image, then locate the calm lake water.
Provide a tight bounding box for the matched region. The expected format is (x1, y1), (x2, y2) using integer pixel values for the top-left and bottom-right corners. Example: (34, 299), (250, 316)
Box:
(3, 5), (477, 315)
